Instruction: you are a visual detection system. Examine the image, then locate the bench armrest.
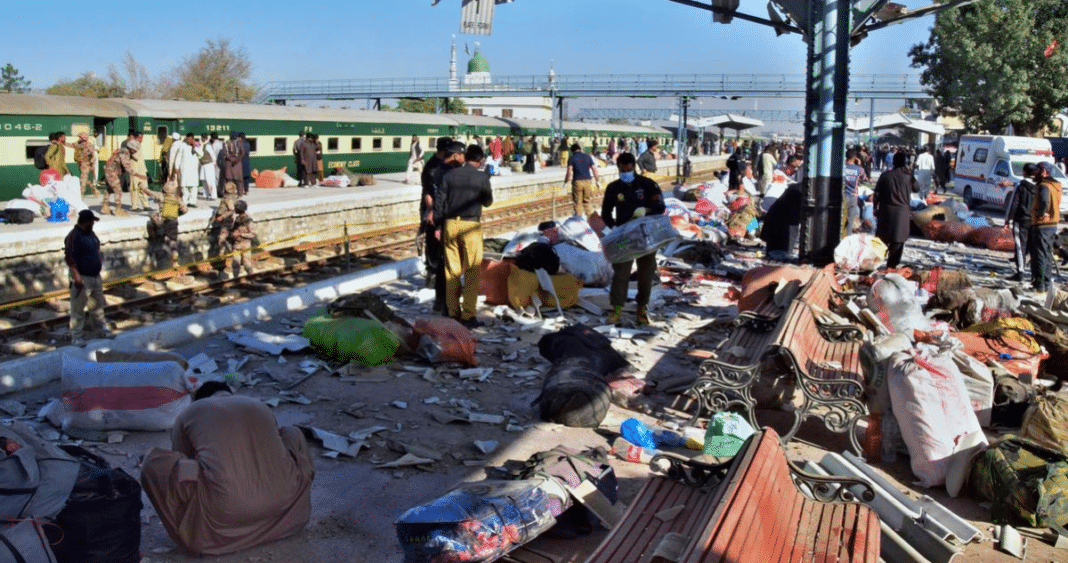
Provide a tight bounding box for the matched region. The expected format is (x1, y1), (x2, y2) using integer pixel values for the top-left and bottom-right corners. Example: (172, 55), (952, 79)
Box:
(815, 322), (864, 342)
(651, 451), (733, 490)
(734, 311), (780, 332)
(787, 458), (876, 504)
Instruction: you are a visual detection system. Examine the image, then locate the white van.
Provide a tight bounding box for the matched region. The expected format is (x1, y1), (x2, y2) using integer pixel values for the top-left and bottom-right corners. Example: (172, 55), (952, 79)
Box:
(954, 135), (1068, 213)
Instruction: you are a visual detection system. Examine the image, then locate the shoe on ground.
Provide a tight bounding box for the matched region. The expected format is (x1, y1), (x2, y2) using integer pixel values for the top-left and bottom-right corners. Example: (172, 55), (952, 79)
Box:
(606, 305), (623, 326)
(432, 300), (444, 313)
(636, 305), (651, 326)
(1008, 272), (1024, 282)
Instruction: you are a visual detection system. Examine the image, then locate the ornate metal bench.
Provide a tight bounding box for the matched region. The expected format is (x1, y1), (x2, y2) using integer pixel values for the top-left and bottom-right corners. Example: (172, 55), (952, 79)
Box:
(583, 428), (880, 563)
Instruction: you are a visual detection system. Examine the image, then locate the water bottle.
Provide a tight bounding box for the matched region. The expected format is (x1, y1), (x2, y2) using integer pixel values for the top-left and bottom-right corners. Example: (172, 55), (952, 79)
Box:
(620, 418), (657, 449)
(611, 437), (657, 464)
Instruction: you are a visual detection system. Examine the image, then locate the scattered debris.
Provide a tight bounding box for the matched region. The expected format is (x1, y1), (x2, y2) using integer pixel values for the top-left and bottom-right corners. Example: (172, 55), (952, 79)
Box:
(225, 329), (310, 355)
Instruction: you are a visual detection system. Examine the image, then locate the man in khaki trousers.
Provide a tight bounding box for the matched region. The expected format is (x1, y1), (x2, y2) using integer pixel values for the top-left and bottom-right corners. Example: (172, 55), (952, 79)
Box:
(435, 143), (493, 328)
(64, 209), (112, 345)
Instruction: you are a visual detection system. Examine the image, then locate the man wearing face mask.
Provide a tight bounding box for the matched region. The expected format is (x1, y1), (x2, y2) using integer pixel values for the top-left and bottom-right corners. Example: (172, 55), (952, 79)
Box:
(601, 153), (666, 326)
(64, 209), (112, 345)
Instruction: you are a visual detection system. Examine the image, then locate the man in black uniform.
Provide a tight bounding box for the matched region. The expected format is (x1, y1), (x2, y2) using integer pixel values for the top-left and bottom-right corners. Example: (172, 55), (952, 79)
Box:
(1002, 163), (1037, 282)
(64, 209), (112, 345)
(420, 137), (453, 312)
(601, 152), (666, 326)
(435, 144), (494, 327)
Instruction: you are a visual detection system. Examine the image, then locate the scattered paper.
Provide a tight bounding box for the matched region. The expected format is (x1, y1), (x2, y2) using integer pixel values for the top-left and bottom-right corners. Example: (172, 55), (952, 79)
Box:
(474, 440), (498, 455)
(376, 453), (435, 468)
(187, 353), (218, 376)
(225, 329), (310, 355)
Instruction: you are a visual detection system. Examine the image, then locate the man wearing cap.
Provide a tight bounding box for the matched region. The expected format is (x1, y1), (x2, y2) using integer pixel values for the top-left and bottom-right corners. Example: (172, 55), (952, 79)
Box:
(421, 137), (454, 312)
(64, 209), (111, 345)
(298, 133), (318, 188)
(222, 132), (247, 195)
(167, 132), (182, 180)
(435, 143), (493, 327)
(228, 200), (256, 279)
(128, 135), (152, 211)
(1030, 162), (1062, 294)
(159, 132), (175, 183)
(172, 133), (204, 208)
(73, 132), (99, 198)
(564, 143), (601, 218)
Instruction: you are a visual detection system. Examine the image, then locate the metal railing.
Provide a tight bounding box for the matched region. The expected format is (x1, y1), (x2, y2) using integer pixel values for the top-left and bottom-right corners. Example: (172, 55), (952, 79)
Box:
(255, 73), (926, 104)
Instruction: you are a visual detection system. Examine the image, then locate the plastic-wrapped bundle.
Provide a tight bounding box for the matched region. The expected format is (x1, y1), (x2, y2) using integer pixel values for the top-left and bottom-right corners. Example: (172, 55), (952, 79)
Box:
(396, 479), (558, 563)
(600, 214), (679, 264)
(303, 313), (399, 366)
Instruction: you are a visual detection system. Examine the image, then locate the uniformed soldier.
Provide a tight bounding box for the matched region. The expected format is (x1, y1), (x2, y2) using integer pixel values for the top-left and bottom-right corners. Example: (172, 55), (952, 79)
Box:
(102, 144), (134, 216)
(128, 135), (152, 211)
(211, 182), (240, 270)
(228, 200), (256, 279)
(73, 132), (99, 198)
(149, 181), (188, 266)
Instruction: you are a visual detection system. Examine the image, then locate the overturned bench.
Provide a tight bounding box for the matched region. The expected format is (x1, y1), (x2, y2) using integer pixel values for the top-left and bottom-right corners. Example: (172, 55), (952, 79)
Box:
(688, 268), (869, 454)
(584, 428), (880, 563)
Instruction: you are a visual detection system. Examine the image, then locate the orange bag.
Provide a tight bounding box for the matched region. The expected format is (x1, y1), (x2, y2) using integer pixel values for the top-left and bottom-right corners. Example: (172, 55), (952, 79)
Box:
(506, 264), (581, 310)
(478, 259), (513, 305)
(409, 317), (477, 366)
(251, 167), (287, 188)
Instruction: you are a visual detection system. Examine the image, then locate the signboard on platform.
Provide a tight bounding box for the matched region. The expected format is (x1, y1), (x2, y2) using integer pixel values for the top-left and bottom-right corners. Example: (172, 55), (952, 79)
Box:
(460, 0), (494, 36)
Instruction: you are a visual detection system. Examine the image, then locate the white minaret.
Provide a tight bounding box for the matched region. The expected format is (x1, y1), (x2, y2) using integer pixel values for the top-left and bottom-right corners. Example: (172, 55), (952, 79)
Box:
(449, 35), (458, 90)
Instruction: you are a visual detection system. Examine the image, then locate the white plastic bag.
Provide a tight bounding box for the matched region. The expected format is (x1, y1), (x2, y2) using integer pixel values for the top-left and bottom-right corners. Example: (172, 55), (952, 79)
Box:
(834, 234), (888, 271)
(868, 274), (930, 334)
(601, 215), (680, 264)
(557, 216), (602, 252)
(502, 231), (545, 256)
(553, 243), (613, 287)
(57, 352), (193, 431)
(281, 172), (300, 187)
(888, 346), (986, 488)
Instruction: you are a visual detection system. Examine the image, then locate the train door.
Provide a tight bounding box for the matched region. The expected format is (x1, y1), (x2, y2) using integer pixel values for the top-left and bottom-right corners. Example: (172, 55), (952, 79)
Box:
(92, 117), (115, 185)
(155, 119), (178, 181)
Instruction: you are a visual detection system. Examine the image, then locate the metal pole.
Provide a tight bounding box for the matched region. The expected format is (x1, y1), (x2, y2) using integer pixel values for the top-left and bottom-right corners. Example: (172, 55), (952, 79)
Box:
(868, 97), (875, 156)
(344, 223), (351, 272)
(800, 0), (851, 265)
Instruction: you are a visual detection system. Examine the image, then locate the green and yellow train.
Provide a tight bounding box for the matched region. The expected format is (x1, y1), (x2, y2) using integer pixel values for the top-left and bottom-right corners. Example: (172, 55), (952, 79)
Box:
(0, 94), (672, 201)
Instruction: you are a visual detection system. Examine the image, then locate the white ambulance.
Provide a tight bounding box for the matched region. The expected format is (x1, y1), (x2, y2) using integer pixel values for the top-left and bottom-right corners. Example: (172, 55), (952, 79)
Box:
(954, 135), (1068, 213)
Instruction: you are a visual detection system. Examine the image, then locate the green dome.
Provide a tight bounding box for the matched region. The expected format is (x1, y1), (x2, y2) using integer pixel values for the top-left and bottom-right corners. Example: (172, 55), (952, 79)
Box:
(468, 50), (490, 73)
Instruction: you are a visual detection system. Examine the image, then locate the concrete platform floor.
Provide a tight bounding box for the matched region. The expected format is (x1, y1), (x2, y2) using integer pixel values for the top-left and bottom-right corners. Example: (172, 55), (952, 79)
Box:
(3, 262), (1061, 563)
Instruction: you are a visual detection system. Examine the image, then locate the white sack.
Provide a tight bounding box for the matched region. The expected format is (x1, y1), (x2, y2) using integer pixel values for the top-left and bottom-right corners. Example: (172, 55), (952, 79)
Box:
(554, 243), (613, 287)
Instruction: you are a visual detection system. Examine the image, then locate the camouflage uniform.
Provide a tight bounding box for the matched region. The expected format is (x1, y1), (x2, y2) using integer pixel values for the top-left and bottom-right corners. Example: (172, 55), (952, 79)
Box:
(102, 147), (133, 216)
(212, 182), (239, 263)
(228, 206), (255, 278)
(149, 182), (188, 265)
(127, 140), (151, 211)
(74, 135), (99, 198)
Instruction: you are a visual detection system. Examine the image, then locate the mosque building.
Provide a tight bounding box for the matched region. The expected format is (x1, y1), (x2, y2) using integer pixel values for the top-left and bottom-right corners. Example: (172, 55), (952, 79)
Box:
(448, 39), (553, 121)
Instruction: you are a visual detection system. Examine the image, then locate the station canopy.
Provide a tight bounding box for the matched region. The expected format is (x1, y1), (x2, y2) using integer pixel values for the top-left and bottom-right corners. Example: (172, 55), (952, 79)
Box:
(700, 113), (765, 131)
(847, 112), (945, 136)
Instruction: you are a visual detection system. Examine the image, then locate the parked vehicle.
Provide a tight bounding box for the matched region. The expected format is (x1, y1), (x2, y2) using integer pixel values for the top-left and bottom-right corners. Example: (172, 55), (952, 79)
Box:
(954, 135), (1068, 213)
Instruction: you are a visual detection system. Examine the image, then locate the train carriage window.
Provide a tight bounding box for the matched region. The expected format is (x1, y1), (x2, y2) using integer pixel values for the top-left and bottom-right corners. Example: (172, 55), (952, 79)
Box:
(428, 137), (436, 149)
(392, 137), (402, 150)
(351, 138), (362, 150)
(502, 109), (513, 118)
(246, 138), (257, 153)
(372, 138), (382, 150)
(328, 137), (338, 151)
(24, 140), (48, 161)
(274, 137), (287, 152)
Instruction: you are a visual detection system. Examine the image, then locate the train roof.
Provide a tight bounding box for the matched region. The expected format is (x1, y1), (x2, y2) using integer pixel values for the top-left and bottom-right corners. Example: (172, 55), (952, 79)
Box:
(118, 99), (459, 126)
(0, 94), (130, 118)
(449, 114), (510, 128)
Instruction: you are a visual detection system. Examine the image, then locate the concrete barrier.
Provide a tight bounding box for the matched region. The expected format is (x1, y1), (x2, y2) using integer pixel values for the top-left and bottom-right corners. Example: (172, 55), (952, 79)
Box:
(0, 258), (421, 395)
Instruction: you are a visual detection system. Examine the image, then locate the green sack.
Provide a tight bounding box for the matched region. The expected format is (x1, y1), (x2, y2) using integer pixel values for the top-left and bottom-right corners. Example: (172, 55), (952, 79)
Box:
(969, 437), (1068, 534)
(303, 313), (399, 366)
(702, 412), (756, 458)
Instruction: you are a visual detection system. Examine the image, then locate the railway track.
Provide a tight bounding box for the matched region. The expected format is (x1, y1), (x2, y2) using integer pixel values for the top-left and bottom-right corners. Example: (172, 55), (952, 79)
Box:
(0, 171), (718, 359)
(0, 188), (571, 359)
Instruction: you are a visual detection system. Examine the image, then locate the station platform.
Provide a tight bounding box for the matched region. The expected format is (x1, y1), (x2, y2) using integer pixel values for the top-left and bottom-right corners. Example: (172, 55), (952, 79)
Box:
(0, 156), (725, 303)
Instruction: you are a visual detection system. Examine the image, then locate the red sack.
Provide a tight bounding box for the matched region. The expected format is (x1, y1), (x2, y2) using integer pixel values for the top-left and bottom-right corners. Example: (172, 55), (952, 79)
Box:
(39, 169), (61, 185)
(478, 259), (513, 305)
(410, 317), (477, 367)
(726, 196), (750, 213)
(933, 221), (974, 243)
(965, 226), (1015, 252)
(695, 197), (716, 216)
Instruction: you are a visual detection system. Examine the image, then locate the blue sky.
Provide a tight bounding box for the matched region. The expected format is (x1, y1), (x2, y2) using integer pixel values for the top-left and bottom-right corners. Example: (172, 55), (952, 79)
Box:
(8, 1), (936, 86)
(6, 0), (940, 132)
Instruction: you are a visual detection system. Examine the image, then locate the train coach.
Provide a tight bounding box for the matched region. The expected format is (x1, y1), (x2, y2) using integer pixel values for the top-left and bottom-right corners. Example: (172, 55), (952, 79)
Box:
(0, 94), (674, 201)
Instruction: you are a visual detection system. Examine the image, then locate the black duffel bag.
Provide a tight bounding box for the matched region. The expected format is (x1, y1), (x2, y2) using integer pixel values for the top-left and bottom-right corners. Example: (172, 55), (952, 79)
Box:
(46, 446), (142, 563)
(533, 356), (612, 428)
(537, 324), (628, 375)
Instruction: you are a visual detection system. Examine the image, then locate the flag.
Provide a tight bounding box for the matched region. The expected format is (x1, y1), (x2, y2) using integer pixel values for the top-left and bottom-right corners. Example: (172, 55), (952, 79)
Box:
(1045, 39), (1059, 58)
(465, 43), (470, 55)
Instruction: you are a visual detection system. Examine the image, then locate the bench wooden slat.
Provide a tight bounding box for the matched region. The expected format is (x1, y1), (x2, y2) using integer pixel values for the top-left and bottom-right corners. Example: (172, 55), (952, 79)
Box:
(718, 446), (782, 563)
(768, 479), (808, 562)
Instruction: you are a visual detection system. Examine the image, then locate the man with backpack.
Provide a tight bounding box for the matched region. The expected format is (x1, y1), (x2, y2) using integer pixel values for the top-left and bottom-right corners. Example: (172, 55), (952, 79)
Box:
(45, 132), (71, 177)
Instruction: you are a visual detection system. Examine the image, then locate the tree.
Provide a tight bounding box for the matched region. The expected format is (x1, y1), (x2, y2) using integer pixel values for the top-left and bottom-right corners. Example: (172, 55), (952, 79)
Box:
(107, 51), (156, 99)
(47, 72), (125, 98)
(1, 63), (31, 93)
(395, 97), (467, 114)
(165, 38), (255, 102)
(909, 0), (1068, 136)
